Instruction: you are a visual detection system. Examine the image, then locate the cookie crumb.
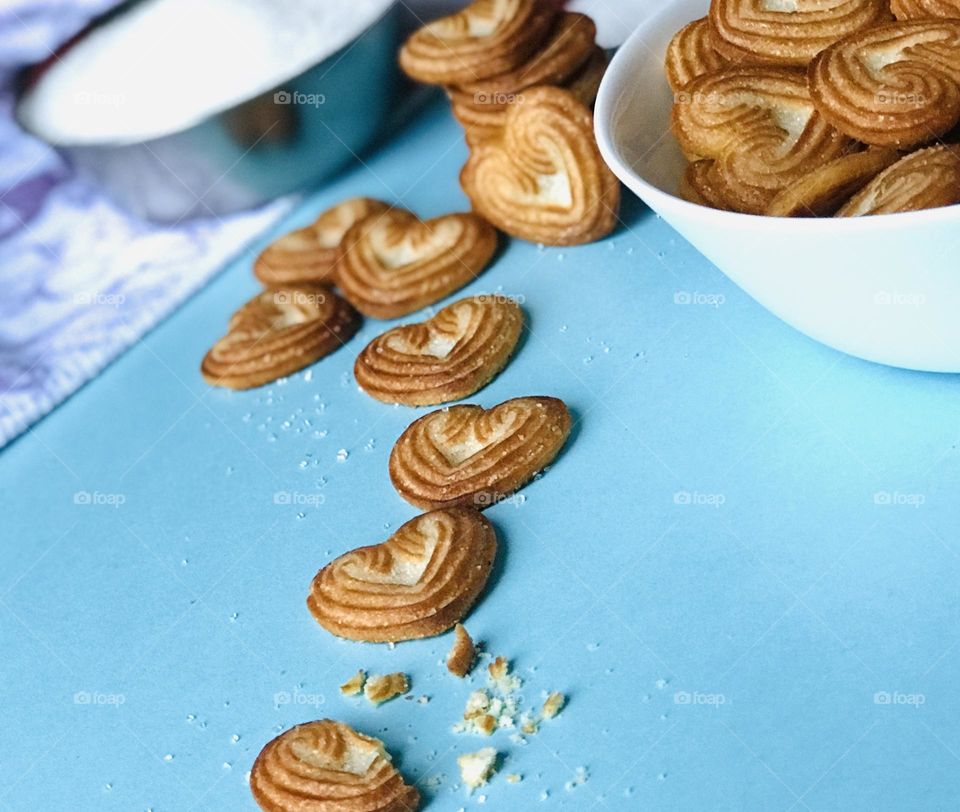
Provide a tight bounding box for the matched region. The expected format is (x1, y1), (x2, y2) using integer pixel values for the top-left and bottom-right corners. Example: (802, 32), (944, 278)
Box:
(364, 672), (409, 704)
(506, 773), (522, 784)
(339, 669), (366, 696)
(542, 691), (565, 719)
(447, 623), (476, 678)
(457, 747), (497, 791)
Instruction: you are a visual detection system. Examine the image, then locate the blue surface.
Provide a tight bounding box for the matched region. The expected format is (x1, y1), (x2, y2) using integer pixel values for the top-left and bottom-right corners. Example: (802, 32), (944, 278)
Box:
(4, 101), (960, 812)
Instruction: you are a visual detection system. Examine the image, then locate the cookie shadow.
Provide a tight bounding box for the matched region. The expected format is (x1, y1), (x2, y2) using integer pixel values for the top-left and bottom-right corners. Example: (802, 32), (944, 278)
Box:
(612, 186), (651, 235)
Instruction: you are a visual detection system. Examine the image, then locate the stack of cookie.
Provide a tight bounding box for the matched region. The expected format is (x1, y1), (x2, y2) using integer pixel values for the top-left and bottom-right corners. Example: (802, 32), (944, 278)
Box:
(667, 0), (960, 217)
(399, 0), (621, 245)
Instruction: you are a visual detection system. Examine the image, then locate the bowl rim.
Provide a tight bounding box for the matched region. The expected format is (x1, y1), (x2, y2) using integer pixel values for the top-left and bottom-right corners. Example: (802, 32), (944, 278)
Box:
(593, 0), (960, 232)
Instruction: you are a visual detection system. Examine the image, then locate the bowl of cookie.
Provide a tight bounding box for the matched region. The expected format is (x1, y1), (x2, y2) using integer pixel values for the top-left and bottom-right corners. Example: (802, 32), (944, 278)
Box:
(595, 0), (960, 372)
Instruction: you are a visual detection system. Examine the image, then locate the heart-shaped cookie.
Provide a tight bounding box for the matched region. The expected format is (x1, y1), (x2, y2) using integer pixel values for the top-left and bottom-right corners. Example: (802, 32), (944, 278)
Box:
(460, 86), (620, 245)
(308, 508), (497, 642)
(354, 295), (523, 406)
(665, 17), (728, 93)
(679, 160), (733, 210)
(389, 396), (572, 510)
(809, 19), (960, 148)
(837, 145), (960, 216)
(710, 0), (892, 67)
(336, 209), (497, 319)
(892, 0), (960, 20)
(253, 197), (389, 287)
(201, 286), (359, 389)
(251, 720), (420, 812)
(673, 66), (854, 213)
(399, 0), (556, 85)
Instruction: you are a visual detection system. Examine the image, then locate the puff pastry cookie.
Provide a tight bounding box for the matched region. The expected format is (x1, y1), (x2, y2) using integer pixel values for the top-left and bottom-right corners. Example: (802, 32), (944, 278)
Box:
(399, 0), (556, 85)
(253, 197), (389, 287)
(673, 66), (853, 213)
(308, 508), (497, 642)
(461, 86), (620, 245)
(389, 396), (572, 510)
(891, 0), (960, 20)
(837, 145), (960, 215)
(201, 287), (359, 389)
(336, 209), (497, 319)
(354, 295), (523, 406)
(250, 720), (420, 812)
(710, 0), (892, 67)
(809, 19), (960, 148)
(678, 160), (732, 210)
(665, 17), (727, 93)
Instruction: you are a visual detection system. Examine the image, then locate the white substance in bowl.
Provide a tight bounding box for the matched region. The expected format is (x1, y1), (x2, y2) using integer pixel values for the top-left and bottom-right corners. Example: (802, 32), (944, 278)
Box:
(18, 0), (394, 145)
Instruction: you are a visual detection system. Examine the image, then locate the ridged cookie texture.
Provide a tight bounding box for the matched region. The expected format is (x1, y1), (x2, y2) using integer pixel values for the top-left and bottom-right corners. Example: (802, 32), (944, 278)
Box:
(399, 0), (555, 85)
(672, 66), (853, 213)
(254, 197), (389, 287)
(891, 0), (960, 20)
(389, 396), (572, 510)
(308, 508), (497, 642)
(201, 286), (359, 390)
(336, 209), (497, 319)
(808, 19), (960, 148)
(837, 145), (960, 216)
(354, 295), (523, 406)
(250, 720), (420, 812)
(461, 86), (620, 246)
(665, 17), (727, 92)
(709, 0), (891, 66)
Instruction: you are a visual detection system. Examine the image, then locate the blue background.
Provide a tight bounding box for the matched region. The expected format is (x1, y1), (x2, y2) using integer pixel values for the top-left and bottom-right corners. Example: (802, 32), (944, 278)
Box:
(3, 102), (960, 811)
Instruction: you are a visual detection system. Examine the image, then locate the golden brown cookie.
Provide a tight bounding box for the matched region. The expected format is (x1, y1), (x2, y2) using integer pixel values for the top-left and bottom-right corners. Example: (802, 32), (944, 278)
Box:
(250, 720), (420, 812)
(399, 0), (556, 85)
(201, 287), (359, 389)
(836, 145), (960, 215)
(253, 198), (390, 287)
(389, 396), (572, 510)
(678, 160), (733, 210)
(892, 0), (960, 20)
(354, 295), (523, 406)
(336, 209), (497, 319)
(307, 508), (497, 642)
(709, 0), (891, 67)
(665, 17), (728, 93)
(447, 623), (477, 677)
(672, 66), (853, 213)
(809, 19), (960, 148)
(766, 147), (900, 216)
(461, 86), (620, 245)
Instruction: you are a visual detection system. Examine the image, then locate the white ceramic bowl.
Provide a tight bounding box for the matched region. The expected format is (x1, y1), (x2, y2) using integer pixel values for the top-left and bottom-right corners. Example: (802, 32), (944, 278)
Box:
(594, 0), (960, 372)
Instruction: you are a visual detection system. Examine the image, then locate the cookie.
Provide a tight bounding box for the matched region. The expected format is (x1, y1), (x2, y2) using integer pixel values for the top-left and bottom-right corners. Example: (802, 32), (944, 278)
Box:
(709, 0), (891, 67)
(766, 147), (900, 216)
(253, 197), (390, 287)
(449, 13), (597, 135)
(678, 160), (733, 210)
(336, 209), (497, 319)
(201, 286), (359, 389)
(388, 396), (571, 510)
(809, 19), (960, 148)
(250, 720), (420, 812)
(892, 0), (960, 20)
(836, 145), (960, 215)
(461, 86), (620, 245)
(447, 623), (477, 677)
(354, 295), (523, 406)
(672, 66), (853, 213)
(399, 0), (556, 85)
(307, 508), (497, 642)
(665, 17), (727, 92)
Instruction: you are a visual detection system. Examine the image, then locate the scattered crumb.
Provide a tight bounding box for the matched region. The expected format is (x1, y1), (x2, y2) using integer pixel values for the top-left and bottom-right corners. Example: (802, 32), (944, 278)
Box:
(539, 790), (550, 801)
(417, 695), (430, 705)
(364, 672), (409, 704)
(339, 670), (365, 696)
(447, 623), (476, 678)
(564, 766), (589, 792)
(506, 773), (522, 784)
(457, 747), (498, 791)
(542, 692), (565, 719)
(488, 656), (522, 694)
(520, 713), (538, 735)
(475, 714), (497, 736)
(464, 690), (490, 719)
